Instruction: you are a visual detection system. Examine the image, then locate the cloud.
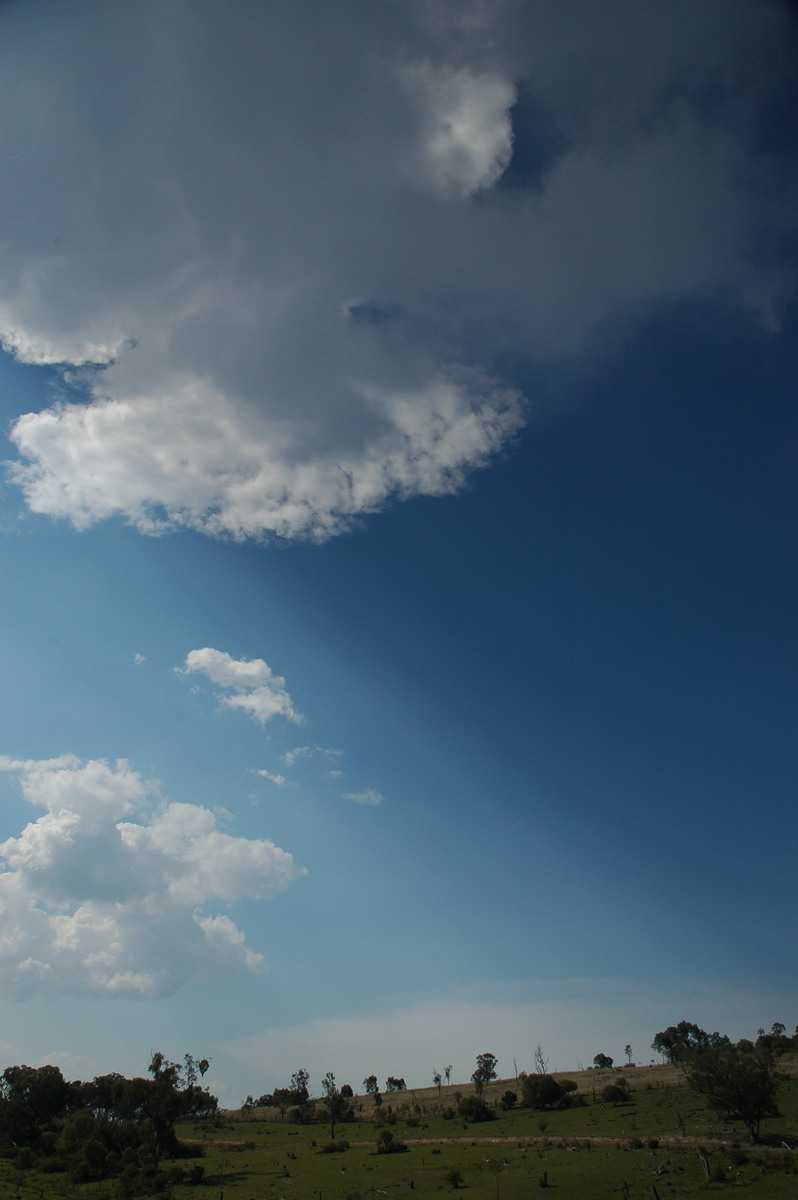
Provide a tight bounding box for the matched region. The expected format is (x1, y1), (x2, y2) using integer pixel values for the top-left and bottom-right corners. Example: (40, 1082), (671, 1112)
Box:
(254, 770), (287, 788)
(342, 788), (385, 807)
(404, 62), (515, 198)
(1, 1), (792, 541)
(283, 746), (344, 769)
(180, 648), (302, 726)
(0, 755), (305, 998)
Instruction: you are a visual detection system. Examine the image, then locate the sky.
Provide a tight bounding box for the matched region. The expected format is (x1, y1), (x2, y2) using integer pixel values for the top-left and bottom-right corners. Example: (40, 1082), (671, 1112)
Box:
(0, 0), (796, 1106)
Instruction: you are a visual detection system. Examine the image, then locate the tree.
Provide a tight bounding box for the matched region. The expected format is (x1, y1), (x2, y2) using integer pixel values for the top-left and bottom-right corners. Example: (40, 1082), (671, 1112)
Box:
(471, 1052), (498, 1094)
(624, 1044), (633, 1064)
(0, 1064), (76, 1147)
(444, 1064), (453, 1085)
(362, 1074), (379, 1095)
(271, 1088), (297, 1119)
(432, 1069), (443, 1096)
(290, 1068), (310, 1103)
(322, 1071), (349, 1140)
(106, 1052), (216, 1168)
(140, 1052), (215, 1166)
(534, 1044), (549, 1074)
(651, 1021), (729, 1064)
(385, 1076), (406, 1092)
(593, 1053), (613, 1070)
(684, 1043), (780, 1144)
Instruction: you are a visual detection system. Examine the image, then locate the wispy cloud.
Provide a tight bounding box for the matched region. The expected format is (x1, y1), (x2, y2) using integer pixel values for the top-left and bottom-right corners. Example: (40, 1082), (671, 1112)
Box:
(253, 769), (287, 788)
(283, 745), (343, 769)
(0, 755), (305, 999)
(179, 648), (302, 726)
(342, 788), (385, 808)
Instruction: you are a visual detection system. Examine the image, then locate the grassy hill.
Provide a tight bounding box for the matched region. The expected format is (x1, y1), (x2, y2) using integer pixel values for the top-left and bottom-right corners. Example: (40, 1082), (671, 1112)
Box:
(4, 1060), (797, 1198)
(180, 1059), (798, 1200)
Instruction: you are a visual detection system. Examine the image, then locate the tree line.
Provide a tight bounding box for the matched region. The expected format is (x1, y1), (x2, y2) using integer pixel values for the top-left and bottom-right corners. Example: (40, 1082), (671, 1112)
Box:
(2, 1015), (791, 1193)
(0, 1052), (216, 1194)
(245, 1018), (795, 1146)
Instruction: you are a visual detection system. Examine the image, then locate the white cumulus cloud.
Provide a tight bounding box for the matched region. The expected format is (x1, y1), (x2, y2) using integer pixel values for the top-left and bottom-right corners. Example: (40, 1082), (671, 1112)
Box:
(180, 647), (302, 726)
(0, 1), (791, 542)
(0, 756), (305, 999)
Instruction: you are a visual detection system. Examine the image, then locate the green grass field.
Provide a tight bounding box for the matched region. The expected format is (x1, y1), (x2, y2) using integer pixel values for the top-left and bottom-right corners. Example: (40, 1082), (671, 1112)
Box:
(3, 1062), (798, 1199)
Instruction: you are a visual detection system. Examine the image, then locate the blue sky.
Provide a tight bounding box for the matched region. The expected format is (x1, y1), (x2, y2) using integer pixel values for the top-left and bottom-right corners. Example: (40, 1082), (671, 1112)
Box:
(0, 0), (796, 1104)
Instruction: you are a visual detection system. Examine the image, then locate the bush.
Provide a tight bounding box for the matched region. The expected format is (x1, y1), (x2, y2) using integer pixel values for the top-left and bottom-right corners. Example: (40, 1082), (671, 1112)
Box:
(376, 1128), (407, 1154)
(601, 1082), (630, 1105)
(457, 1095), (496, 1122)
(500, 1090), (517, 1110)
(522, 1074), (566, 1110)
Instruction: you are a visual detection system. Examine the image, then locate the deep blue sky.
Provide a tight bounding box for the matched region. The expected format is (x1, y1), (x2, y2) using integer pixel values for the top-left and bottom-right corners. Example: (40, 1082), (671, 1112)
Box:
(0, 0), (795, 1103)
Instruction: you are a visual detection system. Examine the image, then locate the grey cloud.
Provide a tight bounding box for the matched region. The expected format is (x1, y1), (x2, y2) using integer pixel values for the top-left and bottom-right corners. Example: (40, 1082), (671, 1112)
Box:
(1, 0), (794, 540)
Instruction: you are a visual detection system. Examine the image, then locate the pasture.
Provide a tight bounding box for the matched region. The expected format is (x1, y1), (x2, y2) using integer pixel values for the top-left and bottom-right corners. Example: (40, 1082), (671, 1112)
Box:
(3, 1061), (797, 1199)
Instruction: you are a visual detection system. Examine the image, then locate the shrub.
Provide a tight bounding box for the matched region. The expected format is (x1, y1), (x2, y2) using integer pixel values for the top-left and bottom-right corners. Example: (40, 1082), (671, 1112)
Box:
(601, 1082), (630, 1105)
(522, 1074), (566, 1110)
(457, 1095), (495, 1122)
(376, 1128), (407, 1154)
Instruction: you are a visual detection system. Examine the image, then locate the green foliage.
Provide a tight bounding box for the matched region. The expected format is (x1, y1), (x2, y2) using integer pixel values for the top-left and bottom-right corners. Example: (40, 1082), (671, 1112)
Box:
(376, 1127), (407, 1153)
(684, 1043), (780, 1143)
(291, 1068), (310, 1102)
(651, 1020), (730, 1063)
(521, 1072), (566, 1110)
(471, 1052), (498, 1093)
(601, 1081), (629, 1105)
(0, 1063), (76, 1147)
(0, 1050), (216, 1190)
(457, 1093), (495, 1122)
(593, 1053), (613, 1069)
